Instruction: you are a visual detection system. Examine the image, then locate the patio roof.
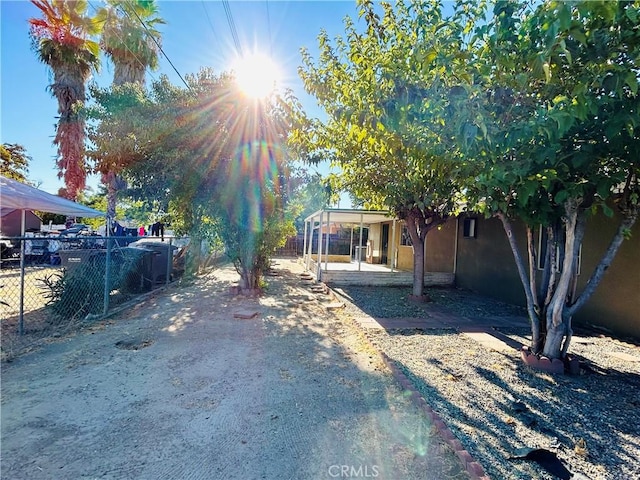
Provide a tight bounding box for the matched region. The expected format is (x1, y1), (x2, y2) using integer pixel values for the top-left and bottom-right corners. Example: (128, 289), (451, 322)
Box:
(304, 208), (393, 225)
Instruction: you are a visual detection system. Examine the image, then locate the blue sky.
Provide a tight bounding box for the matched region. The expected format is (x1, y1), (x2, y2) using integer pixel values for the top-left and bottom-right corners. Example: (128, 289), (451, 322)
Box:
(1, 0), (362, 195)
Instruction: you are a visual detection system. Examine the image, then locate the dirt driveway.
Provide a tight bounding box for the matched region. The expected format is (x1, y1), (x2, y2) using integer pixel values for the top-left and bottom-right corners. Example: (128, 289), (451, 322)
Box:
(1, 259), (467, 480)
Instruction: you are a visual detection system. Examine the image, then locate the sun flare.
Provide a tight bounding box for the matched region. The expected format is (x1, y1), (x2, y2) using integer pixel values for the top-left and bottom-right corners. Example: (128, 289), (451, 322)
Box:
(232, 52), (281, 98)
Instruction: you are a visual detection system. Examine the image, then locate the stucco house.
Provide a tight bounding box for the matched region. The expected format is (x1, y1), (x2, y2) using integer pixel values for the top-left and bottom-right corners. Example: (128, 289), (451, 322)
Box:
(303, 208), (639, 339)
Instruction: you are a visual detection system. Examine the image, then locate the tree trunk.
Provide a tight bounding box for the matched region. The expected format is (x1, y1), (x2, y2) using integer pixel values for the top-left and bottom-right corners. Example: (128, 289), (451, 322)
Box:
(526, 226), (540, 314)
(107, 173), (117, 221)
(405, 213), (425, 298)
(497, 212), (543, 353)
(412, 235), (425, 298)
(52, 71), (88, 201)
(543, 322), (566, 360)
(543, 200), (580, 359)
(236, 257), (261, 292)
(186, 234), (202, 277)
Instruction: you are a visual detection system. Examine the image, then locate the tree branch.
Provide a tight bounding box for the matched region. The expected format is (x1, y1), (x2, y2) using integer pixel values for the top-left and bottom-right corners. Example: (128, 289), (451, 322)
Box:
(548, 199), (578, 329)
(497, 211), (542, 350)
(526, 226), (540, 315)
(569, 207), (638, 316)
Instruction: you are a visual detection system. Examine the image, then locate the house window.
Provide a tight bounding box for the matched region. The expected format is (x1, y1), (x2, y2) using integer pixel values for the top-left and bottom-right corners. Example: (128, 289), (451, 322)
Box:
(401, 225), (412, 246)
(537, 226), (581, 275)
(538, 227), (549, 270)
(463, 218), (477, 238)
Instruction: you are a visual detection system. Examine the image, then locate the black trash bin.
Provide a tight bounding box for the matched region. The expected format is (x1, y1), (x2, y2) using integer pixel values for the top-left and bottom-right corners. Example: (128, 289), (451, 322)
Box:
(128, 240), (177, 284)
(120, 247), (155, 292)
(58, 249), (105, 274)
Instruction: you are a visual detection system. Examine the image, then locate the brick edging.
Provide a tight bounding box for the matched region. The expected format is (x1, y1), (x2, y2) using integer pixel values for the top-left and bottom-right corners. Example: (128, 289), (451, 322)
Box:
(376, 351), (490, 480)
(331, 291), (491, 480)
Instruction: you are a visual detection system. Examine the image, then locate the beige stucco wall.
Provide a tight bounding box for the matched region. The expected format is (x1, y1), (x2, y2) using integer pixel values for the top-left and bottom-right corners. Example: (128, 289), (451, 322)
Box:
(396, 245), (413, 271)
(454, 215), (527, 304)
(574, 210), (640, 337)
(447, 214), (640, 340)
(425, 220), (456, 273)
(391, 219), (456, 272)
(379, 212), (638, 339)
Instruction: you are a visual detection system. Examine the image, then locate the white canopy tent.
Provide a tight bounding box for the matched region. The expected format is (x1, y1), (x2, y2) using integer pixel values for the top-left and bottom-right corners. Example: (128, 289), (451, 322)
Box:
(1, 175), (104, 219)
(1, 175), (104, 334)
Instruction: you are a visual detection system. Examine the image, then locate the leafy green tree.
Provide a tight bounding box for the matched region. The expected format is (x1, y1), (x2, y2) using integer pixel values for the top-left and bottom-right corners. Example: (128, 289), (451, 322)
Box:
(288, 171), (331, 233)
(204, 80), (297, 289)
(87, 82), (154, 219)
(1, 144), (31, 183)
(90, 68), (298, 285)
(29, 0), (104, 200)
(470, 1), (640, 359)
(297, 0), (479, 298)
(214, 133), (296, 289)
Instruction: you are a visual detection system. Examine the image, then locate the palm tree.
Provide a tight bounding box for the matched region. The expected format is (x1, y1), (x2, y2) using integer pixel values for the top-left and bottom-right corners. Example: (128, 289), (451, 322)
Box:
(29, 0), (103, 200)
(101, 0), (164, 87)
(99, 0), (164, 219)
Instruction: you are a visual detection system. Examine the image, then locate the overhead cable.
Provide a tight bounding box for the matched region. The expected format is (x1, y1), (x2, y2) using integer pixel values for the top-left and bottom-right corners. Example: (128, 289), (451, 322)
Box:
(126, 2), (192, 91)
(265, 0), (273, 57)
(222, 0), (243, 57)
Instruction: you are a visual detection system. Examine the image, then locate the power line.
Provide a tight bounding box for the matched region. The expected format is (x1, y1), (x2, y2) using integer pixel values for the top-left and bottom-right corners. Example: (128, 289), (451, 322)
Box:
(87, 0), (158, 85)
(126, 2), (192, 91)
(265, 0), (273, 58)
(201, 0), (218, 48)
(222, 0), (243, 57)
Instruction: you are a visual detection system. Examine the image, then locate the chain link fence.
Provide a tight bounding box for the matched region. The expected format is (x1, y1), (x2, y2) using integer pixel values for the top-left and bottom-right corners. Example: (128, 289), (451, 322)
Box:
(1, 235), (191, 361)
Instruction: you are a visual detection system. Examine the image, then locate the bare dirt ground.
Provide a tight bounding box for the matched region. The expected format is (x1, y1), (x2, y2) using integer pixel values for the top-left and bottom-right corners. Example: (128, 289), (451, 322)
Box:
(1, 259), (467, 480)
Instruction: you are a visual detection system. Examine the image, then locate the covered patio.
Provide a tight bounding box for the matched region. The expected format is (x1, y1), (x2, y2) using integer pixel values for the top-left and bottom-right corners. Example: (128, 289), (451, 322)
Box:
(301, 208), (454, 287)
(302, 208), (392, 279)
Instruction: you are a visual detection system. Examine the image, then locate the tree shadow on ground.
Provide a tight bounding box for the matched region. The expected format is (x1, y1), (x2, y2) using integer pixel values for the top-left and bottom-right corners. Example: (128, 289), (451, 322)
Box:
(374, 327), (640, 479)
(0, 260), (469, 480)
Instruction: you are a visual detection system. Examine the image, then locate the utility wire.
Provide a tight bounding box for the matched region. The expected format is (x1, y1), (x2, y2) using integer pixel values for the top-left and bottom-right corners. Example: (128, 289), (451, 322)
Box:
(87, 0), (158, 85)
(126, 2), (192, 91)
(222, 0), (243, 57)
(265, 0), (273, 57)
(201, 0), (218, 50)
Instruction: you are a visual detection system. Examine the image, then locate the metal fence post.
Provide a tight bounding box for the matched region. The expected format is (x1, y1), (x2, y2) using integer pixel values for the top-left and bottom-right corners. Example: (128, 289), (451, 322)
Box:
(18, 236), (25, 336)
(166, 238), (172, 286)
(103, 236), (112, 315)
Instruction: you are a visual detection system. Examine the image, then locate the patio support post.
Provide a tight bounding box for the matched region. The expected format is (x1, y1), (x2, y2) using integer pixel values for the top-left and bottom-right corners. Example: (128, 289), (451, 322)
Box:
(306, 215), (314, 270)
(18, 210), (26, 335)
(358, 213), (364, 272)
(391, 218), (396, 273)
(349, 225), (354, 261)
(324, 211), (330, 273)
(317, 211), (324, 281)
(166, 237), (172, 286)
(307, 217), (316, 270)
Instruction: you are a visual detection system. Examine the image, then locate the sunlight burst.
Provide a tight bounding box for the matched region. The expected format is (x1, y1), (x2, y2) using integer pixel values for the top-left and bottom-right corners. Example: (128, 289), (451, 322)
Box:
(232, 52), (281, 98)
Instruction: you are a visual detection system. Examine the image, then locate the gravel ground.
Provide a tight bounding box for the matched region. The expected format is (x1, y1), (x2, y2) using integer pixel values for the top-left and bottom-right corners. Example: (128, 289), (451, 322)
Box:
(333, 284), (640, 480)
